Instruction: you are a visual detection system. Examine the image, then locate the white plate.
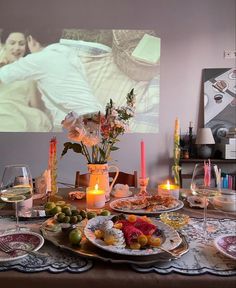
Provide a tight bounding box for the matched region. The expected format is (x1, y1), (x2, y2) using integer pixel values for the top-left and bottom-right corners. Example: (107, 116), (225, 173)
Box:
(109, 197), (184, 215)
(187, 196), (208, 209)
(84, 215), (182, 256)
(0, 231), (44, 263)
(214, 234), (236, 260)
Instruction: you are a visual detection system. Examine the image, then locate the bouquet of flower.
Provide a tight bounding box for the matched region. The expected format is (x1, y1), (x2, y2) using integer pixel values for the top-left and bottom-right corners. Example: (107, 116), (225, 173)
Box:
(61, 89), (135, 164)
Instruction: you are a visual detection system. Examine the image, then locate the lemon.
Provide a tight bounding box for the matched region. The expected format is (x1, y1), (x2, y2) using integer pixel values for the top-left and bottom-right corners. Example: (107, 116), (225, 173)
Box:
(69, 229), (82, 245)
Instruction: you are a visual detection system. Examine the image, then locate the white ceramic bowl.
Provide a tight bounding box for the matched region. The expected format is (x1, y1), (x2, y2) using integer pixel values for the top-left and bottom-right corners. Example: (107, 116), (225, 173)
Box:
(213, 195), (236, 212)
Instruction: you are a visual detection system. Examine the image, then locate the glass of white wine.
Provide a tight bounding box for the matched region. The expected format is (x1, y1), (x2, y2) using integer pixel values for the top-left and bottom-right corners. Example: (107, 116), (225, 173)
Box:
(190, 163), (221, 241)
(0, 164), (33, 232)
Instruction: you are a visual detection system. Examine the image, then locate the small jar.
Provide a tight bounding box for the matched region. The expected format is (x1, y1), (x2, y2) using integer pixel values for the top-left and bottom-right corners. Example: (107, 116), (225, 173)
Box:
(183, 150), (189, 159)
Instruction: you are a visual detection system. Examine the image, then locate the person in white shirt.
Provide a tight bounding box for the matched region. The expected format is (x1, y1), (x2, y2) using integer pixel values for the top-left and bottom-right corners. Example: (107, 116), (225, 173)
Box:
(0, 31), (103, 131)
(0, 29), (52, 132)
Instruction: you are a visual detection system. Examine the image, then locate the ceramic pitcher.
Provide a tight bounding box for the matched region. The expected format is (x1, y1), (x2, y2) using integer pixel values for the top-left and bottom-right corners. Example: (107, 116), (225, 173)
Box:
(87, 163), (119, 201)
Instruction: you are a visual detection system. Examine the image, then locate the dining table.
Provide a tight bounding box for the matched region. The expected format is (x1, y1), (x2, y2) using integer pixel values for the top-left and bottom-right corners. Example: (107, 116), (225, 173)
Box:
(0, 188), (235, 288)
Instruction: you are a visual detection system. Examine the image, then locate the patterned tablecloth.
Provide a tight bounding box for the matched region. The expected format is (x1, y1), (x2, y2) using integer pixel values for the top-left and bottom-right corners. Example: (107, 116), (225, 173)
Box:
(0, 216), (235, 275)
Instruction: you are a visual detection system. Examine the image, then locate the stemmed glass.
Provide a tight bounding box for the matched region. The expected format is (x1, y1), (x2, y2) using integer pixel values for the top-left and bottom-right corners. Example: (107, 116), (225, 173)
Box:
(0, 164), (33, 232)
(190, 162), (221, 241)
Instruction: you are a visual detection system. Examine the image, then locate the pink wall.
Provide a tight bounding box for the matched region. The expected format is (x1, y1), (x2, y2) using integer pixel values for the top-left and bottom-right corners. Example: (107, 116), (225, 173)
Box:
(0, 0), (235, 187)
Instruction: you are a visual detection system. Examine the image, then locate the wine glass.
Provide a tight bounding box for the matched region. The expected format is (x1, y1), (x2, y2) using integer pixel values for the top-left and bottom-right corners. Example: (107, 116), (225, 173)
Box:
(0, 164), (33, 232)
(190, 162), (221, 241)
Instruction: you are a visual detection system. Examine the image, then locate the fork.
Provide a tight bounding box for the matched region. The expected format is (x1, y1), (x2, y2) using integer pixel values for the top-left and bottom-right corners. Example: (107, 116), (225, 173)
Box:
(0, 239), (48, 259)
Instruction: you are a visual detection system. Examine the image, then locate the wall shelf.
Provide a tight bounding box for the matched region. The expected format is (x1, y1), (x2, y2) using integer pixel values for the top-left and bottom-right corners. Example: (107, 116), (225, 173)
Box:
(179, 158), (236, 188)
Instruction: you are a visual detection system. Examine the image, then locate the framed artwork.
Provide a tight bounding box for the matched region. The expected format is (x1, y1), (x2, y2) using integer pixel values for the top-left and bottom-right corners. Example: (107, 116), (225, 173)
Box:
(203, 68), (236, 143)
(0, 29), (161, 133)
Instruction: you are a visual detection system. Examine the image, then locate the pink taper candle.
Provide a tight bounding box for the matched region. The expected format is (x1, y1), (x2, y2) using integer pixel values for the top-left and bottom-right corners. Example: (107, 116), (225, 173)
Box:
(141, 140), (146, 178)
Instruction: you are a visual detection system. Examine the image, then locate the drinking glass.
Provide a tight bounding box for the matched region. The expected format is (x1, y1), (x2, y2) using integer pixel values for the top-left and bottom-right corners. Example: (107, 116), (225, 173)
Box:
(0, 164), (33, 232)
(190, 163), (221, 240)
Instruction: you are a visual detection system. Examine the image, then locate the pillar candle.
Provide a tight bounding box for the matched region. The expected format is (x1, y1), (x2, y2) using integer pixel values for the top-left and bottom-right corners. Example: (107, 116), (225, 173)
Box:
(140, 140), (146, 178)
(86, 184), (106, 209)
(158, 180), (180, 199)
(174, 118), (180, 146)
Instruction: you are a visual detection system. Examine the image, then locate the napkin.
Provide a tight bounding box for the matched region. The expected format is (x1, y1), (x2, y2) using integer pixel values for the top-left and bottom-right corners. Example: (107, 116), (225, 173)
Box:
(113, 184), (131, 198)
(33, 170), (48, 199)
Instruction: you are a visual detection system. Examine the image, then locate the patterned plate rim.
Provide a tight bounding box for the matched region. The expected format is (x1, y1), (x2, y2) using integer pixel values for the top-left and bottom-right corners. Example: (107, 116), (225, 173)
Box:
(84, 215), (182, 256)
(109, 197), (184, 215)
(0, 231), (44, 263)
(214, 234), (236, 260)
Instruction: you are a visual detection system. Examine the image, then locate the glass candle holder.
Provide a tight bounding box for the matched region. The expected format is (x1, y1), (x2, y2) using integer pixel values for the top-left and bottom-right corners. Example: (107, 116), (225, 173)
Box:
(86, 185), (106, 210)
(158, 181), (180, 199)
(138, 177), (149, 197)
(160, 212), (190, 230)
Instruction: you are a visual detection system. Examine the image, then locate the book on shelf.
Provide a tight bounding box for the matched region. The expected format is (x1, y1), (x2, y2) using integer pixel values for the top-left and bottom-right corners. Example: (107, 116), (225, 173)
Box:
(221, 173), (236, 190)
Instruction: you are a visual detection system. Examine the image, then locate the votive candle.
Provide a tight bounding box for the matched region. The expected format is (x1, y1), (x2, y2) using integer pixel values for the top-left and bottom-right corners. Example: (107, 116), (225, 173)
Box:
(86, 184), (106, 209)
(158, 180), (180, 199)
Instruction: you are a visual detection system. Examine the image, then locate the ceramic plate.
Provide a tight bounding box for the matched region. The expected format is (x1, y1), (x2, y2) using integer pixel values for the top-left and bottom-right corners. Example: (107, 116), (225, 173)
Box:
(0, 231), (44, 263)
(84, 215), (182, 256)
(110, 197), (184, 215)
(214, 234), (236, 260)
(187, 196), (208, 209)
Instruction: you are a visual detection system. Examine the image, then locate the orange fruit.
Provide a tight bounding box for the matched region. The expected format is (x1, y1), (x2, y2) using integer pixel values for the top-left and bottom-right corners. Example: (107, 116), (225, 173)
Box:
(137, 234), (148, 247)
(94, 229), (104, 239)
(148, 236), (161, 247)
(114, 223), (123, 229)
(127, 214), (137, 223)
(104, 234), (116, 245)
(130, 242), (141, 250)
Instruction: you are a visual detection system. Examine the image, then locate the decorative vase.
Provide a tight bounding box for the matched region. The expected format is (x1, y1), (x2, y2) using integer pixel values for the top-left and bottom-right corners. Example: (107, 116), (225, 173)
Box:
(87, 163), (119, 202)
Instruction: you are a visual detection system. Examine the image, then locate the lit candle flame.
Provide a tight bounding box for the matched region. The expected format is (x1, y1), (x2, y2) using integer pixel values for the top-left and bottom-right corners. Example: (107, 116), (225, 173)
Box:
(95, 184), (98, 190)
(166, 180), (171, 190)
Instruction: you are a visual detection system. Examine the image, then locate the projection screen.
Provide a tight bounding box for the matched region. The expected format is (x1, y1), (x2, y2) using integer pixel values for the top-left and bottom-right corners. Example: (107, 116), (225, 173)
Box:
(0, 29), (161, 133)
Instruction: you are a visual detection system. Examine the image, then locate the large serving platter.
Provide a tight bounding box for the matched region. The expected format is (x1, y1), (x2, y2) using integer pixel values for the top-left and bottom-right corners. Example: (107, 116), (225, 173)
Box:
(110, 197), (184, 215)
(84, 215), (182, 256)
(40, 216), (188, 264)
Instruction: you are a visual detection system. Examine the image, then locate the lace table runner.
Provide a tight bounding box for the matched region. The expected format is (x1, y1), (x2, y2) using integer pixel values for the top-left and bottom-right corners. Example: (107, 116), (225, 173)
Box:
(0, 217), (235, 275)
(0, 217), (93, 273)
(132, 218), (236, 276)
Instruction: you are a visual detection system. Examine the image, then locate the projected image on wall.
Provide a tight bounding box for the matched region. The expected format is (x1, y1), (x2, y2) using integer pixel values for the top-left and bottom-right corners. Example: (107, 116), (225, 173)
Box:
(0, 29), (160, 133)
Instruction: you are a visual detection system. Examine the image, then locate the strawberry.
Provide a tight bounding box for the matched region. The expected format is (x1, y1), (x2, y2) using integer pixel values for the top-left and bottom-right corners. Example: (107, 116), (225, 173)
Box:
(133, 218), (156, 236)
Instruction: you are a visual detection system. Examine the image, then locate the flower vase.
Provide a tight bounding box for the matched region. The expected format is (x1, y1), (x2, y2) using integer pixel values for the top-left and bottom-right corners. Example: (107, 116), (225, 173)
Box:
(87, 163), (119, 202)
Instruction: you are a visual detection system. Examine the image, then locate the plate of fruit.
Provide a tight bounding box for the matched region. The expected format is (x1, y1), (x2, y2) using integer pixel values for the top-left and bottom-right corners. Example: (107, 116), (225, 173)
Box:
(84, 214), (182, 256)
